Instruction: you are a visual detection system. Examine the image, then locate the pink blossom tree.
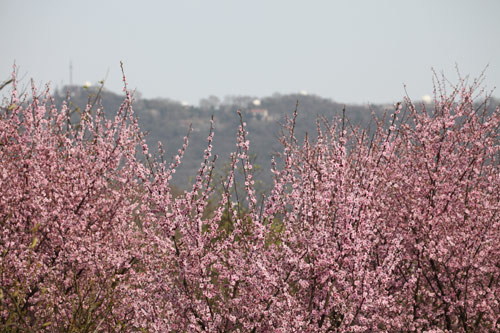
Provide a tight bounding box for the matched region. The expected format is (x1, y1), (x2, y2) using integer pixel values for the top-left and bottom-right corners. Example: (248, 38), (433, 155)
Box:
(371, 78), (500, 331)
(1, 66), (499, 332)
(0, 67), (150, 331)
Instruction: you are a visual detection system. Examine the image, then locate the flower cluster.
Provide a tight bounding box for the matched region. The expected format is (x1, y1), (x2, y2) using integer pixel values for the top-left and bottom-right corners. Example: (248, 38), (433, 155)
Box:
(1, 68), (499, 331)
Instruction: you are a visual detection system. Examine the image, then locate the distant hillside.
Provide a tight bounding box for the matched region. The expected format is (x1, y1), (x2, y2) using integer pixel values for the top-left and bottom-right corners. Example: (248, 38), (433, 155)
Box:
(53, 86), (499, 189)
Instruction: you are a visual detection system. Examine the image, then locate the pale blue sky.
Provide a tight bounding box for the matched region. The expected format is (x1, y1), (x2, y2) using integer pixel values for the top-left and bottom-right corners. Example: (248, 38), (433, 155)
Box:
(1, 0), (499, 105)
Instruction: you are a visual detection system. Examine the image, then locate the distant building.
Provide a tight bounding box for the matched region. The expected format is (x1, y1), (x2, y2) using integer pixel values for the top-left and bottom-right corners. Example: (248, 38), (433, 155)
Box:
(247, 108), (271, 121)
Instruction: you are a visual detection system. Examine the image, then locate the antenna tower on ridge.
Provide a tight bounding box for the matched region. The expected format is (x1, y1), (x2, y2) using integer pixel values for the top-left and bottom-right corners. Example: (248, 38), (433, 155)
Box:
(69, 61), (73, 85)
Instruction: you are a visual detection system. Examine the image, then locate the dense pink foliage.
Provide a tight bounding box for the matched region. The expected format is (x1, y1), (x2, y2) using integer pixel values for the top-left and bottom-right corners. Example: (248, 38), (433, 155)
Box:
(1, 68), (499, 331)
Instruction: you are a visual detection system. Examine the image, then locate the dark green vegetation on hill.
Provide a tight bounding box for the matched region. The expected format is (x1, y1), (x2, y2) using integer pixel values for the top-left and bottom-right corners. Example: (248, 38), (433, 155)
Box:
(53, 86), (387, 188)
(53, 86), (498, 189)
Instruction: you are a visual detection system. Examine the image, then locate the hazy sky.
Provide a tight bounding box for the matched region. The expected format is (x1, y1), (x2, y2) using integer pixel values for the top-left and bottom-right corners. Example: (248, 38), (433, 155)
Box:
(1, 0), (499, 105)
